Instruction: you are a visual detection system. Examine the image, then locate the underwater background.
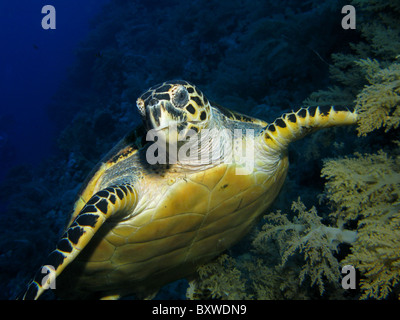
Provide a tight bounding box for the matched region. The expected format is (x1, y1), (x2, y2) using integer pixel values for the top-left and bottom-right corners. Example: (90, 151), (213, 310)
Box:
(1, 0), (399, 300)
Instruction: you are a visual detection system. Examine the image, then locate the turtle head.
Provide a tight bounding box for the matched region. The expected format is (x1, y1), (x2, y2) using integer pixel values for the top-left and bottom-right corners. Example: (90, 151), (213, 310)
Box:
(136, 80), (212, 143)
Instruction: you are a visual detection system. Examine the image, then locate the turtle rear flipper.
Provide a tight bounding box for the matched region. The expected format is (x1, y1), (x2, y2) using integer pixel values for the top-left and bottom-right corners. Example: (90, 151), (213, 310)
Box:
(18, 184), (137, 300)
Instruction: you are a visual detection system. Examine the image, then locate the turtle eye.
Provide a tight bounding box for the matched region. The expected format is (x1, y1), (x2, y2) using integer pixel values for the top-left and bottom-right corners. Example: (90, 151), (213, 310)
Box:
(172, 85), (189, 108)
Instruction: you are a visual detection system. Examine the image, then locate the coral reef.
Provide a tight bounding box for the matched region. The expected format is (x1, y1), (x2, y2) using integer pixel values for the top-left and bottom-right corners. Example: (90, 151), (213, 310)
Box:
(323, 151), (400, 299)
(322, 151), (400, 223)
(306, 0), (400, 299)
(354, 58), (400, 135)
(187, 200), (358, 300)
(186, 254), (248, 300)
(253, 199), (357, 296)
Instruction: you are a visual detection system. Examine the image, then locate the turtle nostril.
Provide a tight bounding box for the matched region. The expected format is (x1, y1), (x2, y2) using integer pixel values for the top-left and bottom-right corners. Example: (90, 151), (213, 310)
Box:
(149, 98), (159, 107)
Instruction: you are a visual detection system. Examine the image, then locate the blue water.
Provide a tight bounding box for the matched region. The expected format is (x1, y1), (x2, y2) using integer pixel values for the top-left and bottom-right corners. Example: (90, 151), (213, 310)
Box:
(0, 0), (109, 180)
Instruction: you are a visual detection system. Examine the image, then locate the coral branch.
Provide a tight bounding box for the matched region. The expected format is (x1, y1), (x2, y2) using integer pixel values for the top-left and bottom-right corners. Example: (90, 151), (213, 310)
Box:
(253, 199), (357, 295)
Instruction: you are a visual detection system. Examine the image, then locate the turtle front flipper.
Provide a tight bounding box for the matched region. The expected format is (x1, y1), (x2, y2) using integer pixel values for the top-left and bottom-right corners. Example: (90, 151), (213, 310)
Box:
(18, 184), (137, 300)
(261, 106), (358, 153)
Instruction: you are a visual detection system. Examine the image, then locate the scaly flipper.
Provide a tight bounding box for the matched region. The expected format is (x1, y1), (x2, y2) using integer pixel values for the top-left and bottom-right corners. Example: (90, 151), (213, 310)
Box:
(18, 184), (137, 300)
(262, 106), (358, 153)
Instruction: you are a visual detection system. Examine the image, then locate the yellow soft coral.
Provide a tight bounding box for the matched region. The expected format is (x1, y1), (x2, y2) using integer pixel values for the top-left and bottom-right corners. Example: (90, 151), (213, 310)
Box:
(253, 199), (357, 295)
(299, 0), (400, 299)
(355, 59), (400, 135)
(186, 254), (248, 300)
(322, 151), (400, 298)
(345, 208), (400, 299)
(322, 151), (400, 223)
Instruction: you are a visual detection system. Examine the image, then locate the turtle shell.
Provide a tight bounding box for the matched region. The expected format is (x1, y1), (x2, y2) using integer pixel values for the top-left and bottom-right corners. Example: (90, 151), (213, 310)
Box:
(55, 121), (288, 299)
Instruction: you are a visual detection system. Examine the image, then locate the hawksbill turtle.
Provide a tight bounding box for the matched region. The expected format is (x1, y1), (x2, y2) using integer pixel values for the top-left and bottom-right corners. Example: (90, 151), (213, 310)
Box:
(19, 80), (358, 299)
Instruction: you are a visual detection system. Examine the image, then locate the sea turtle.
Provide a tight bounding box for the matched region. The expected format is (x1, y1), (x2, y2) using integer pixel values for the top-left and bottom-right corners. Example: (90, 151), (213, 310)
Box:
(19, 80), (358, 299)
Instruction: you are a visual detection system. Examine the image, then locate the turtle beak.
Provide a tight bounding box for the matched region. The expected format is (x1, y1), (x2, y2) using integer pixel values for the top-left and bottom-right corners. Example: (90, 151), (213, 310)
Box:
(138, 97), (188, 145)
(137, 97), (164, 130)
(145, 99), (162, 130)
(141, 101), (177, 144)
(145, 101), (182, 129)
